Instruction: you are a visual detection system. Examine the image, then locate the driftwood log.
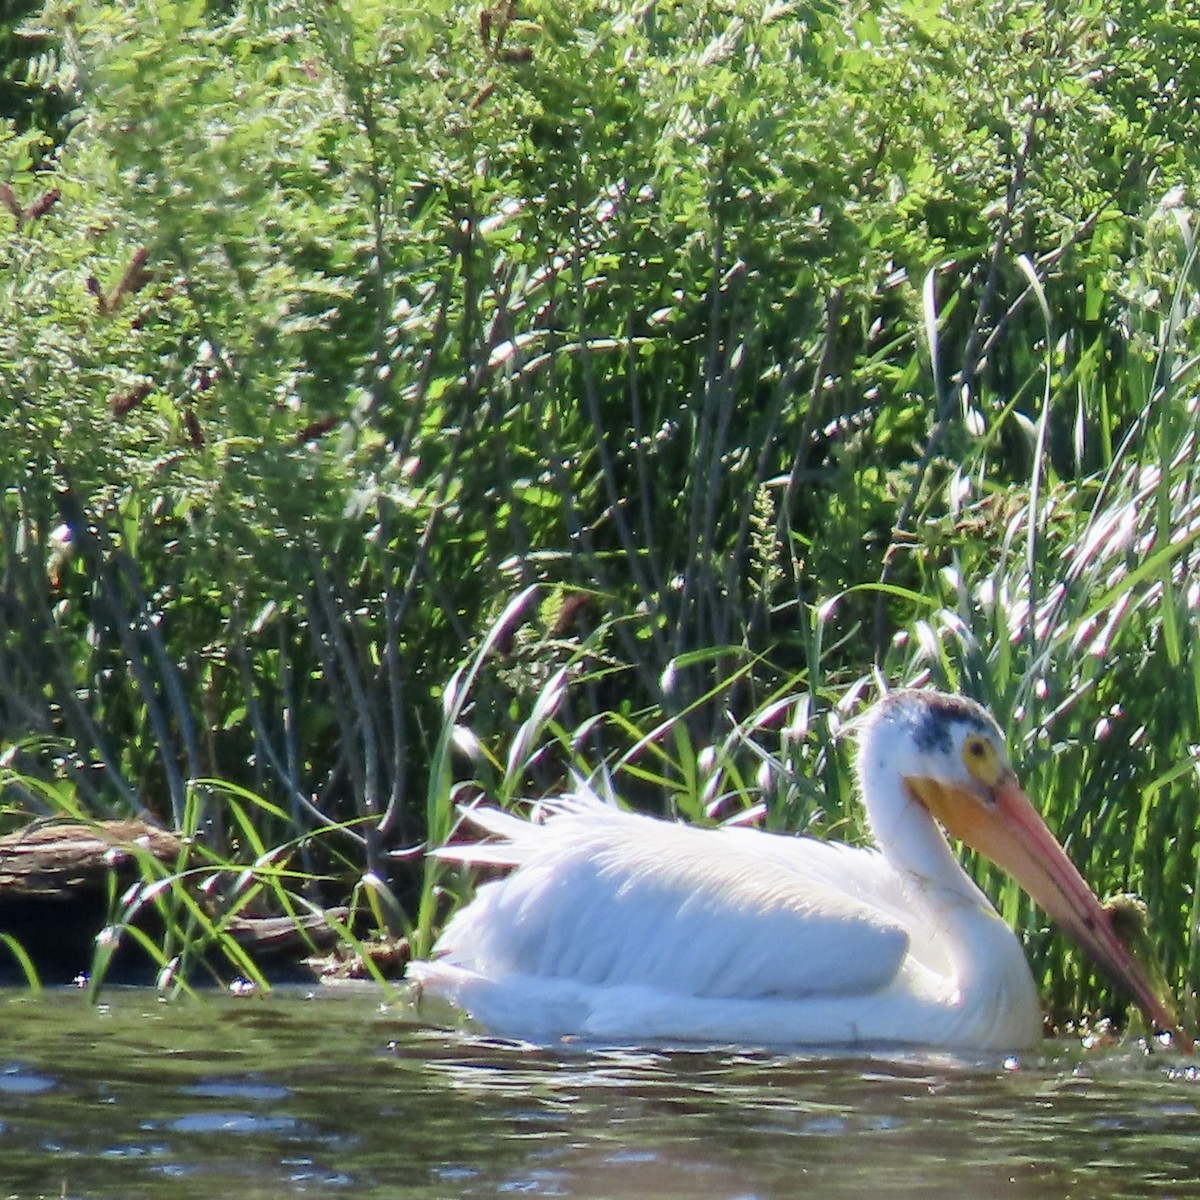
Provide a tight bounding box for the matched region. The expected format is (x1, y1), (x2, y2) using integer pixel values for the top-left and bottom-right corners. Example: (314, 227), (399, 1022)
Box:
(0, 819), (345, 984)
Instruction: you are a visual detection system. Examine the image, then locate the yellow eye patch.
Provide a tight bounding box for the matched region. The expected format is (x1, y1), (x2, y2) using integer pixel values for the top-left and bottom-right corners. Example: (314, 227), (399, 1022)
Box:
(962, 733), (1005, 787)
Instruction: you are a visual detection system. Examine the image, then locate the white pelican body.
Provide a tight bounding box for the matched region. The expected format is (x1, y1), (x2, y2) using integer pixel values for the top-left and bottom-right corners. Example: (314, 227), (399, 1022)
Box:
(413, 691), (1183, 1052)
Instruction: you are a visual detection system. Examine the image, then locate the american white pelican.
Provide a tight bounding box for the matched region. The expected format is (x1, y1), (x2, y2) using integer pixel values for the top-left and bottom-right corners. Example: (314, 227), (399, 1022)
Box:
(412, 689), (1188, 1052)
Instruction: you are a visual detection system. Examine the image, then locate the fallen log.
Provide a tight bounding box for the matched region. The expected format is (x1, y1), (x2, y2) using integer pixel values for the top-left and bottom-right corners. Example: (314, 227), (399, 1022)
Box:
(0, 819), (345, 984)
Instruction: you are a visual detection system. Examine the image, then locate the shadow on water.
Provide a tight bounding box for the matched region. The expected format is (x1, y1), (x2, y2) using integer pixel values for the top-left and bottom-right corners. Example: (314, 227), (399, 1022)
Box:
(0, 987), (1196, 1198)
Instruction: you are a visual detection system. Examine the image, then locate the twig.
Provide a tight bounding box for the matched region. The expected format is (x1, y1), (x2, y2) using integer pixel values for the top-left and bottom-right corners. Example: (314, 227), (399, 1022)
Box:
(761, 289), (845, 620)
(55, 481), (197, 830)
(309, 560), (380, 827)
(232, 618), (365, 846)
(872, 103), (1042, 655)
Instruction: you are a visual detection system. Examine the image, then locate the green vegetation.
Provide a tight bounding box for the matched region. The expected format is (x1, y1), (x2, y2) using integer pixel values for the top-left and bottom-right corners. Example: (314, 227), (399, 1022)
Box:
(2, 0), (1200, 1028)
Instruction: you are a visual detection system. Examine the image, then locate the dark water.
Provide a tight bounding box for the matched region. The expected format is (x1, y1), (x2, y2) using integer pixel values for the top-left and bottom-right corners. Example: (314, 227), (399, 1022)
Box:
(1, 987), (1198, 1199)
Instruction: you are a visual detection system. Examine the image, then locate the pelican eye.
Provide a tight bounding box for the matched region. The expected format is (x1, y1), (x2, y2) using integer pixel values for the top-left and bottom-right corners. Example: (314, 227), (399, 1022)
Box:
(962, 733), (1003, 787)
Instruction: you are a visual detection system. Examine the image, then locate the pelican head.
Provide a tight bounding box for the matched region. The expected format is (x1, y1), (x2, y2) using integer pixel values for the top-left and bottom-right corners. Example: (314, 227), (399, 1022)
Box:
(858, 690), (1008, 799)
(861, 689), (1190, 1051)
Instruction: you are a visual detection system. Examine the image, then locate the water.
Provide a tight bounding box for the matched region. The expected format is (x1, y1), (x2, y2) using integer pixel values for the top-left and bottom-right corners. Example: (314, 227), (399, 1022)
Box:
(0, 986), (1197, 1199)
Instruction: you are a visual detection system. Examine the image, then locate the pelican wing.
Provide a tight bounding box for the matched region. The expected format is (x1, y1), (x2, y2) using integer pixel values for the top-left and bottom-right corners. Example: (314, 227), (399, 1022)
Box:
(432, 805), (911, 1003)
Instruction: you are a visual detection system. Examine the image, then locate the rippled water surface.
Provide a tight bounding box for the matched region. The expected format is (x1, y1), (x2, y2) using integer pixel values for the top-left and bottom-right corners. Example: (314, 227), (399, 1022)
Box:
(0, 987), (1197, 1198)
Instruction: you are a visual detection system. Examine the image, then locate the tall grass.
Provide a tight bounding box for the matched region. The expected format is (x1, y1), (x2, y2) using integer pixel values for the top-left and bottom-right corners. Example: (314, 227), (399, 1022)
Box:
(885, 202), (1200, 1022)
(423, 199), (1200, 1029)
